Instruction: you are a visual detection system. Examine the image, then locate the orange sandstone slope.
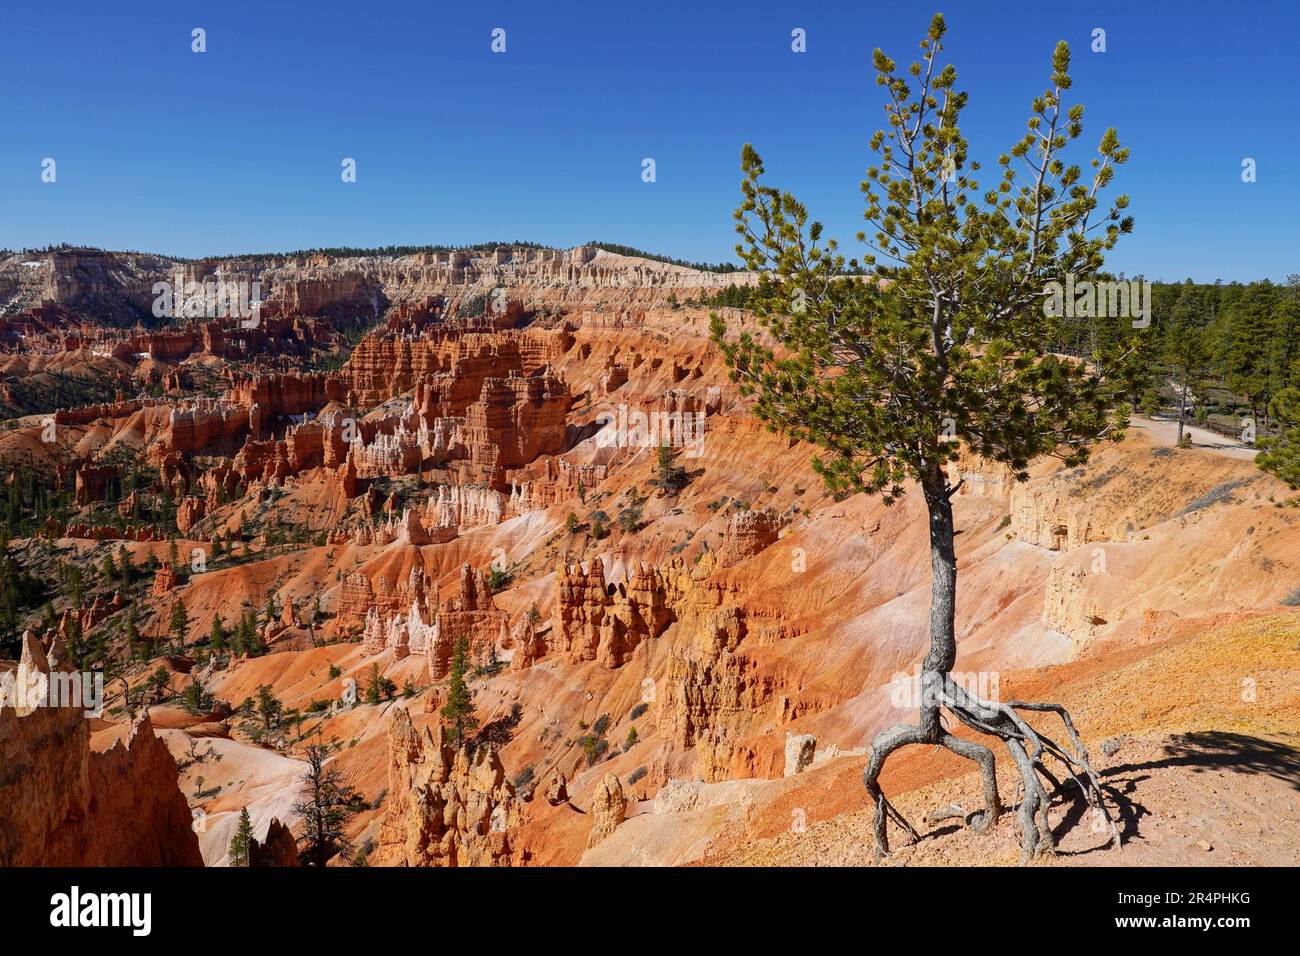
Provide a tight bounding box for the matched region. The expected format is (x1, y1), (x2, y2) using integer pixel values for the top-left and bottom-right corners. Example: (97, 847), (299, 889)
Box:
(171, 309), (1299, 866)
(236, 415), (1292, 863)
(6, 248), (1298, 867)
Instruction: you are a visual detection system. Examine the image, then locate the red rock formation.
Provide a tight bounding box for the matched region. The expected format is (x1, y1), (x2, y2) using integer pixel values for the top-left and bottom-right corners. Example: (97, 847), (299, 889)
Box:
(61, 523), (165, 542)
(509, 612), (545, 670)
(454, 372), (570, 489)
(249, 818), (300, 867)
(359, 565), (435, 656)
(586, 773), (627, 848)
(376, 708), (524, 867)
(429, 564), (509, 679)
(55, 398), (154, 427)
(175, 495), (206, 533)
(74, 465), (115, 505)
(658, 602), (793, 781)
(716, 507), (783, 567)
(0, 635), (203, 866)
(164, 398), (252, 454)
(225, 371), (347, 425)
(152, 564), (180, 596)
(553, 559), (675, 668)
(341, 327), (569, 408)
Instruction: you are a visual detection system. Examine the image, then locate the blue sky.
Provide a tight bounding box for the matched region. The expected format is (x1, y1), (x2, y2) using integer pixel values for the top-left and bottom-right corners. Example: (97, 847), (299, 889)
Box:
(1, 0), (1295, 281)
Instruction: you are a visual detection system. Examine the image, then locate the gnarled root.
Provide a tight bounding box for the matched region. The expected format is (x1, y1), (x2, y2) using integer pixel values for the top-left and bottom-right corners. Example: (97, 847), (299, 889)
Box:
(863, 674), (1118, 865)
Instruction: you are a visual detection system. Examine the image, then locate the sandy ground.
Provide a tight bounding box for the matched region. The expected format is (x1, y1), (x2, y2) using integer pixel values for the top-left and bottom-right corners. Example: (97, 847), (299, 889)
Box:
(1131, 415), (1259, 460)
(701, 731), (1299, 867)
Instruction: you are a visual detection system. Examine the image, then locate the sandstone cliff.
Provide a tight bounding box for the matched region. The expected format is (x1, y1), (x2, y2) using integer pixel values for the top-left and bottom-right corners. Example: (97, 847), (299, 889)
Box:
(376, 707), (523, 867)
(0, 635), (203, 866)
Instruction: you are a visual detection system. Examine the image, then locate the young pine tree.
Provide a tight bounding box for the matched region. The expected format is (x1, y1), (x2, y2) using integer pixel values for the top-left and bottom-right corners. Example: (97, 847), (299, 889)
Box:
(124, 605), (142, 660)
(209, 613), (227, 653)
(440, 636), (478, 748)
(256, 684), (282, 730)
(1165, 290), (1212, 446)
(712, 14), (1129, 861)
(228, 807), (254, 867)
(169, 599), (189, 650)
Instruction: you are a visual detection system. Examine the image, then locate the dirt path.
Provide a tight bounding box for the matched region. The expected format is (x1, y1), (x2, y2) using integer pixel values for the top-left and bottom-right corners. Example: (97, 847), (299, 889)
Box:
(1130, 415), (1259, 460)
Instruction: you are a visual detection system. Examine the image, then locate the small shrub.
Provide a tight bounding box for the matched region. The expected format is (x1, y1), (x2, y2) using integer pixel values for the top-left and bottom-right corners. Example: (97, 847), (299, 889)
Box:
(513, 765), (536, 790)
(579, 735), (609, 766)
(616, 503), (643, 533)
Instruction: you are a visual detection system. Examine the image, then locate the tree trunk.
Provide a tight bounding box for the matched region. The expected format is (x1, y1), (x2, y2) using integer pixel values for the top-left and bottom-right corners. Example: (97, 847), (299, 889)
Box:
(1177, 381), (1189, 446)
(920, 476), (957, 740)
(861, 469), (1120, 862)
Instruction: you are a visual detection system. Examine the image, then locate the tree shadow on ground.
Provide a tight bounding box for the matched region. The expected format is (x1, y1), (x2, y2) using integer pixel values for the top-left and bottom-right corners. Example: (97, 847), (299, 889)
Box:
(1106, 731), (1300, 792)
(1047, 731), (1299, 857)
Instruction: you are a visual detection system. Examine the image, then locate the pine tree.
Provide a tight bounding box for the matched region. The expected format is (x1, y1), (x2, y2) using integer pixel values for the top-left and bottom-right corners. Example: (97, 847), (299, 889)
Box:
(65, 614), (84, 668)
(256, 684), (282, 730)
(147, 666), (171, 702)
(169, 599), (189, 650)
(1215, 281), (1277, 422)
(122, 605), (139, 660)
(293, 744), (358, 866)
(712, 14), (1127, 861)
(1165, 290), (1211, 446)
(228, 807), (254, 867)
(1266, 294), (1300, 418)
(117, 545), (133, 587)
(1257, 388), (1300, 488)
(440, 636), (478, 747)
(245, 611), (266, 656)
(652, 441), (688, 492)
(209, 613), (227, 653)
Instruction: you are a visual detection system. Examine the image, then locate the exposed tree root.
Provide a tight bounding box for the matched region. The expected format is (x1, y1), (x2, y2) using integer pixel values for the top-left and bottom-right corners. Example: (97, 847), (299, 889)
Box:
(862, 674), (1120, 864)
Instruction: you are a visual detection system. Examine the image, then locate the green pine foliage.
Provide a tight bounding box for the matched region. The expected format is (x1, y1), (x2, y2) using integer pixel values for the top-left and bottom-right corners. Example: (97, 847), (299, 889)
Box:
(228, 807), (254, 867)
(440, 637), (478, 747)
(1257, 388), (1300, 488)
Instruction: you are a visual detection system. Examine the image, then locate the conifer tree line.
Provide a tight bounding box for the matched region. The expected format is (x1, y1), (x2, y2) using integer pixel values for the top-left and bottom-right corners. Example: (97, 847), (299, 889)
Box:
(1048, 275), (1300, 429)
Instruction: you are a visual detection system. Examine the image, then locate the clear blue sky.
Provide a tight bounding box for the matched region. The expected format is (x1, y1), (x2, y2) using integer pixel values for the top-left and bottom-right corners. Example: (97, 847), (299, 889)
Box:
(1, 0), (1295, 281)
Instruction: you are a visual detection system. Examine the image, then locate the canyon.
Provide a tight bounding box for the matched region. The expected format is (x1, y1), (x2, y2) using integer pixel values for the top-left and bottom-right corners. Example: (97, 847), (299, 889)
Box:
(0, 244), (1296, 869)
